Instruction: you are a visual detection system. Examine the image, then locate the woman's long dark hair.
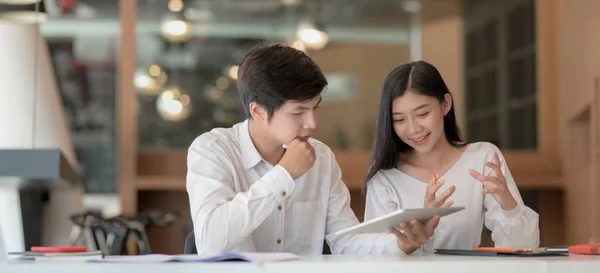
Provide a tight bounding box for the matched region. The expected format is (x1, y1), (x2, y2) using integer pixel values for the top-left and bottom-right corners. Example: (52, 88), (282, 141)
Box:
(363, 60), (465, 190)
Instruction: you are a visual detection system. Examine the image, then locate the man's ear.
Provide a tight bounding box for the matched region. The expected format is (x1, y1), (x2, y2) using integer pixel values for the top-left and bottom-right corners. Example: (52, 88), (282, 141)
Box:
(249, 102), (266, 120)
(443, 93), (453, 116)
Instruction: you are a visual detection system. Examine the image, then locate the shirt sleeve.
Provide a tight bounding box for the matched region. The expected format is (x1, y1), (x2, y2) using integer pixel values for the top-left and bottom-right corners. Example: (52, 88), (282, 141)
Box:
(363, 173), (433, 255)
(186, 140), (296, 255)
(483, 150), (541, 248)
(323, 158), (403, 255)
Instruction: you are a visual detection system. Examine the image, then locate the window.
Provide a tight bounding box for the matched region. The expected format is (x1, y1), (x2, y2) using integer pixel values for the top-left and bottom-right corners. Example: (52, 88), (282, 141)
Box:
(464, 0), (537, 150)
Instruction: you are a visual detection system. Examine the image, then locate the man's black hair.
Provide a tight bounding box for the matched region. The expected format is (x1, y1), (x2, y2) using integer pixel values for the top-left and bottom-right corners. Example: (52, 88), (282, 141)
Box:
(237, 43), (327, 120)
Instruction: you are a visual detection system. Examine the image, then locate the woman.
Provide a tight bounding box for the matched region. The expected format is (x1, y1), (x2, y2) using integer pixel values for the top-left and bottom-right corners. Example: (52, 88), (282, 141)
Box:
(363, 60), (540, 254)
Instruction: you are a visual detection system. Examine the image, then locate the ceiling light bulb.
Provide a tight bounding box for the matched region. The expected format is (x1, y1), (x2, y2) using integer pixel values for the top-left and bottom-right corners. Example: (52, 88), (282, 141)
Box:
(160, 16), (193, 43)
(296, 22), (328, 50)
(168, 0), (184, 12)
(156, 86), (192, 121)
(227, 65), (239, 80)
(134, 66), (166, 95)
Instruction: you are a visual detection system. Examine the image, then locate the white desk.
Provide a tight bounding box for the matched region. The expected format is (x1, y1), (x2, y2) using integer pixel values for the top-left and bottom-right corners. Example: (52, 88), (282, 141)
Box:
(1, 254), (599, 273)
(264, 255), (600, 273)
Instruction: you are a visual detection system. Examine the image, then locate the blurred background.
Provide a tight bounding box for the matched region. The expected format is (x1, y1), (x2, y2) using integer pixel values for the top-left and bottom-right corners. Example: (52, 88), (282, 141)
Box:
(1, 0), (599, 255)
(44, 0), (418, 194)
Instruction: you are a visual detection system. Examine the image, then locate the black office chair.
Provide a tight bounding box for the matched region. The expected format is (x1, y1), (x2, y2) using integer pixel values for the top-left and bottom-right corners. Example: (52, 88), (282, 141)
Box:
(184, 231), (197, 254)
(322, 240), (331, 254)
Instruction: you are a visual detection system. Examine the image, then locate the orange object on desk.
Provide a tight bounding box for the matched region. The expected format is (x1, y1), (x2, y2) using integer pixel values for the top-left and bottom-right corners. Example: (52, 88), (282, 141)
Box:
(31, 246), (87, 253)
(475, 247), (533, 253)
(568, 242), (600, 255)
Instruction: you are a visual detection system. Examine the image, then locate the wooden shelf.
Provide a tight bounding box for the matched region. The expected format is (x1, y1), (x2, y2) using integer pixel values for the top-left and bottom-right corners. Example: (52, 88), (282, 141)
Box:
(514, 175), (562, 190)
(135, 150), (564, 192)
(137, 175), (185, 191)
(137, 151), (186, 176)
(135, 174), (562, 192)
(135, 175), (369, 191)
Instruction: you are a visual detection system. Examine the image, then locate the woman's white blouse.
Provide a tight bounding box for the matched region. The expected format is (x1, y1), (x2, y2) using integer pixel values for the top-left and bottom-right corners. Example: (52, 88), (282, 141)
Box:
(365, 142), (540, 253)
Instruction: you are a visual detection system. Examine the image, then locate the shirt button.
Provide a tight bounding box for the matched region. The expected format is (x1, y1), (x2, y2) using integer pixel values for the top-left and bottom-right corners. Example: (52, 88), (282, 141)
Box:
(281, 191), (287, 197)
(276, 239), (281, 244)
(277, 205), (282, 210)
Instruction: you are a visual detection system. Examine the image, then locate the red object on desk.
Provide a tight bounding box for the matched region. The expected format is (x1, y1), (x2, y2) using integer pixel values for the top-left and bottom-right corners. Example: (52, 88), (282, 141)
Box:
(568, 242), (600, 255)
(31, 246), (87, 253)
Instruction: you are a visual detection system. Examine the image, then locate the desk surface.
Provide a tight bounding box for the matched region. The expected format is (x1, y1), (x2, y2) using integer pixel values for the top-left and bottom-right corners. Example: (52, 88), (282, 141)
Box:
(2, 254), (599, 273)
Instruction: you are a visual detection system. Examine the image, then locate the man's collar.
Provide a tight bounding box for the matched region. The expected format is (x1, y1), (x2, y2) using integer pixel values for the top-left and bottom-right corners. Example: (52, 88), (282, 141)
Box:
(238, 119), (262, 169)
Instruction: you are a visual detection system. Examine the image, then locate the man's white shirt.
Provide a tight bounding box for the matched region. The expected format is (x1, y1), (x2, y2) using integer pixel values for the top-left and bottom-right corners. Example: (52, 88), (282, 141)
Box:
(186, 119), (401, 255)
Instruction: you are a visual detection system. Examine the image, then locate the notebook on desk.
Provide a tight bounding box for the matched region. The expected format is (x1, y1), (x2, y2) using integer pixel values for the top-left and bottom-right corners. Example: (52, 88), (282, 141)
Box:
(88, 252), (299, 263)
(9, 250), (104, 261)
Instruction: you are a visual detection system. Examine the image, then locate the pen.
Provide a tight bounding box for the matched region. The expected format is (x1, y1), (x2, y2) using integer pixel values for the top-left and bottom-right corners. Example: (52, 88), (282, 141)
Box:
(475, 247), (533, 253)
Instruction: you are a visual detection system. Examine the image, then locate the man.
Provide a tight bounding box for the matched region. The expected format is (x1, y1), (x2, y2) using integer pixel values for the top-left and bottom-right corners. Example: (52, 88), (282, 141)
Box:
(186, 43), (436, 255)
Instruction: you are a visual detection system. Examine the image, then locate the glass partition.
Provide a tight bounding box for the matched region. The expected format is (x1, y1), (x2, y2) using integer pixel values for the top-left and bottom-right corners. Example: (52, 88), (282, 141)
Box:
(41, 0), (120, 193)
(134, 0), (417, 152)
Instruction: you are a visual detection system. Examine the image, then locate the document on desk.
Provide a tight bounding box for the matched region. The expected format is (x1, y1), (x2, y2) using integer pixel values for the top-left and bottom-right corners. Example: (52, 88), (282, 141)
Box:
(88, 252), (299, 263)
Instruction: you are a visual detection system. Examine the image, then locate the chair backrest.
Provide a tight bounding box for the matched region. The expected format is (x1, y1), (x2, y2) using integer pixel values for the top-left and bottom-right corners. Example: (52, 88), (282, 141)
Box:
(322, 240), (331, 254)
(183, 231), (197, 254)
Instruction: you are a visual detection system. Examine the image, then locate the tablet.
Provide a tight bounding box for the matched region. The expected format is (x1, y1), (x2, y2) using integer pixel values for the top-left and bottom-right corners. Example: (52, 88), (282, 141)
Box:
(332, 207), (465, 236)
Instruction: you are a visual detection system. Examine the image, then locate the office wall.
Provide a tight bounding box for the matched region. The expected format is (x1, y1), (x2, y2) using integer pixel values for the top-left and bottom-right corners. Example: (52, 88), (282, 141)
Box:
(554, 0), (600, 244)
(420, 0), (465, 133)
(417, 0), (566, 246)
(310, 43), (411, 150)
